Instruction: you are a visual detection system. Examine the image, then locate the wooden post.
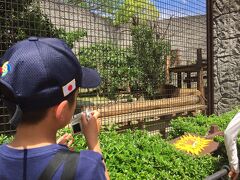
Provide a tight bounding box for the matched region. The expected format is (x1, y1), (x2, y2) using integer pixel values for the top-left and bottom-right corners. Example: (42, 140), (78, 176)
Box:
(165, 55), (171, 84)
(197, 69), (204, 96)
(186, 72), (191, 88)
(196, 48), (204, 98)
(177, 72), (182, 88)
(170, 49), (181, 87)
(172, 49), (180, 66)
(197, 48), (203, 66)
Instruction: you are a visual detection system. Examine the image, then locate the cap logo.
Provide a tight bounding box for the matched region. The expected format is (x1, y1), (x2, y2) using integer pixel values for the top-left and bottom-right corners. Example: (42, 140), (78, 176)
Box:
(0, 61), (11, 77)
(62, 79), (76, 97)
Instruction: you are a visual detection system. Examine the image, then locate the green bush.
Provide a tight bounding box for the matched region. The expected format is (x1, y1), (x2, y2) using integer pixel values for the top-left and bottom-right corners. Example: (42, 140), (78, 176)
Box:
(2, 128), (221, 179)
(100, 130), (220, 180)
(58, 29), (87, 48)
(0, 1), (86, 56)
(131, 25), (173, 99)
(0, 1), (57, 56)
(79, 42), (140, 100)
(0, 134), (13, 144)
(57, 128), (220, 180)
(167, 108), (240, 172)
(168, 108), (239, 139)
(79, 25), (174, 100)
(3, 110), (239, 179)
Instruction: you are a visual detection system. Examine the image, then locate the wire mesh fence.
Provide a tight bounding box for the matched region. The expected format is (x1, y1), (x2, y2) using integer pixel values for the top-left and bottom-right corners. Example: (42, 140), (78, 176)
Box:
(0, 0), (207, 135)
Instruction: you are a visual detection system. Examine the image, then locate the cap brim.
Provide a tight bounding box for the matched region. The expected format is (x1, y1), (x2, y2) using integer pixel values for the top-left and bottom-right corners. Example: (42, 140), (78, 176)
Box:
(80, 67), (101, 88)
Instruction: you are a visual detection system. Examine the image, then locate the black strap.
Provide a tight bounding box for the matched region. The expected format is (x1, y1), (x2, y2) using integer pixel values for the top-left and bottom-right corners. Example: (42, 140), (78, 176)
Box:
(23, 149), (28, 180)
(39, 151), (69, 180)
(39, 150), (80, 180)
(61, 151), (79, 180)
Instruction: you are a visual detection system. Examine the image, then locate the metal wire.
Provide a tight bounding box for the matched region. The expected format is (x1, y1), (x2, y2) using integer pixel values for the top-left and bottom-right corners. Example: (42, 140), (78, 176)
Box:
(0, 0), (207, 135)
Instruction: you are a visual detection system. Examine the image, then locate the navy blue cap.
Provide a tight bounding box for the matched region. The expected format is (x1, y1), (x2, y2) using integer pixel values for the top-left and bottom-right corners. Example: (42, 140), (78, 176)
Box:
(0, 37), (101, 112)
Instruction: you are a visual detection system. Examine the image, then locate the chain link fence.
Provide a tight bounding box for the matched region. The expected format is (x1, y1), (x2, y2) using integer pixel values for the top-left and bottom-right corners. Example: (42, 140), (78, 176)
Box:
(0, 0), (207, 135)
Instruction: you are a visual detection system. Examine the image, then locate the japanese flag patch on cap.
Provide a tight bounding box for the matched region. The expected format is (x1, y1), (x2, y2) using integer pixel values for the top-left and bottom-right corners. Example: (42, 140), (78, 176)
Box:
(62, 79), (76, 97)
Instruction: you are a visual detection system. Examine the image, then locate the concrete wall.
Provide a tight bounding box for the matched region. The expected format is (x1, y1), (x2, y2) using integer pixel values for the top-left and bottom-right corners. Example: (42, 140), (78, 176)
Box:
(213, 0), (240, 114)
(40, 0), (206, 65)
(158, 15), (206, 64)
(39, 0), (132, 53)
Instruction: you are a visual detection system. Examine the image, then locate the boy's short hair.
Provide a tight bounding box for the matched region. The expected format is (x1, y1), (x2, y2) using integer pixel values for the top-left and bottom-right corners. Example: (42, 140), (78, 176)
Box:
(22, 90), (77, 124)
(0, 37), (101, 126)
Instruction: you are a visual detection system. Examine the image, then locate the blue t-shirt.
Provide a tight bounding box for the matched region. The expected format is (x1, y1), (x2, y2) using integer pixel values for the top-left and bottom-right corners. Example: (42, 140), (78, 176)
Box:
(0, 144), (106, 180)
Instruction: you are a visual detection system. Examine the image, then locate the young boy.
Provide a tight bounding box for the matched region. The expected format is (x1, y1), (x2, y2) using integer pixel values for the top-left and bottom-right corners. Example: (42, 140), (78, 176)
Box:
(0, 37), (109, 179)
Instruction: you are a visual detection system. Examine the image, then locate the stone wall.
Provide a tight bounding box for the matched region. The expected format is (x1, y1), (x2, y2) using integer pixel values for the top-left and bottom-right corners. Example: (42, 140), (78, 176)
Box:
(213, 0), (240, 114)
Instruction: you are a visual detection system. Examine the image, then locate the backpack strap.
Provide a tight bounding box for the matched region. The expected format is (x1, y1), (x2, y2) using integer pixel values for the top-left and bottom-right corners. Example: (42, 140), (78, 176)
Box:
(39, 150), (79, 180)
(61, 151), (79, 180)
(39, 150), (68, 180)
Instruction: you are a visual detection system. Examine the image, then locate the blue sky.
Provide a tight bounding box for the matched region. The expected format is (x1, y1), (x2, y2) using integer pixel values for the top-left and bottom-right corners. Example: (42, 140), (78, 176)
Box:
(151, 0), (206, 19)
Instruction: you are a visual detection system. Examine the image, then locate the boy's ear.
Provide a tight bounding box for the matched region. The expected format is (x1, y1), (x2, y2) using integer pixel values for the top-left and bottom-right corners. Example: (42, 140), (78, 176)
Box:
(55, 100), (69, 122)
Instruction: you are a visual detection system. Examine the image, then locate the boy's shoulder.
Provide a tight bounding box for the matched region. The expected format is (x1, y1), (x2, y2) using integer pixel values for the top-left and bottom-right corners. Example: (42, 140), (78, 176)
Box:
(0, 144), (105, 179)
(0, 144), (66, 158)
(79, 150), (103, 162)
(0, 144), (102, 160)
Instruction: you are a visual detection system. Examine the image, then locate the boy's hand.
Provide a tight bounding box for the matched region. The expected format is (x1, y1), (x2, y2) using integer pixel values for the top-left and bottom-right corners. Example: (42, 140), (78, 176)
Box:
(80, 110), (101, 152)
(57, 133), (74, 151)
(228, 169), (239, 180)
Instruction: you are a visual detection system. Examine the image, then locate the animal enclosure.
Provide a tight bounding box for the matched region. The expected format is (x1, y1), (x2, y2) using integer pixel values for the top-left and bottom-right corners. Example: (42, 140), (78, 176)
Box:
(0, 0), (208, 134)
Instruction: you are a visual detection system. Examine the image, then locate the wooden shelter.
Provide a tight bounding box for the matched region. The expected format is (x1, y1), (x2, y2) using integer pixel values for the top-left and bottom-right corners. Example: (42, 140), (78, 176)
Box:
(168, 48), (207, 99)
